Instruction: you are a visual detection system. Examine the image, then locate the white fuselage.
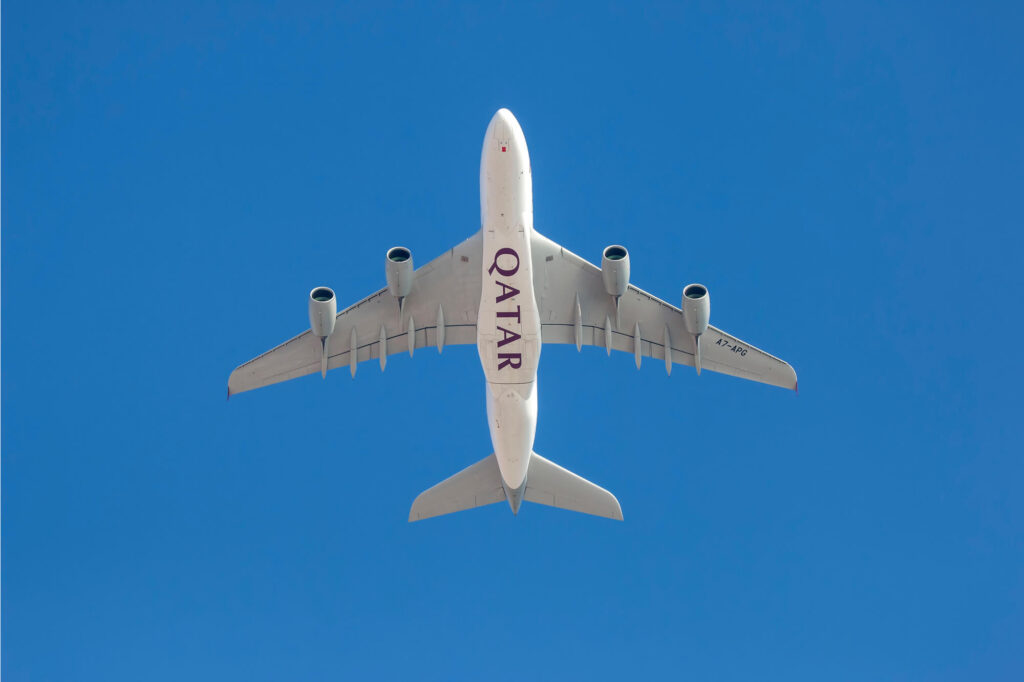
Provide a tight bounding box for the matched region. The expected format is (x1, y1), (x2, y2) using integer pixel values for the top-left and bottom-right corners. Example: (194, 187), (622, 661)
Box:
(476, 109), (541, 493)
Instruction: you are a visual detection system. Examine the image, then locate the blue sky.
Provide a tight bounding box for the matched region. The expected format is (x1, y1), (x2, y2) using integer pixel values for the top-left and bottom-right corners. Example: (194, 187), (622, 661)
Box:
(4, 2), (1023, 679)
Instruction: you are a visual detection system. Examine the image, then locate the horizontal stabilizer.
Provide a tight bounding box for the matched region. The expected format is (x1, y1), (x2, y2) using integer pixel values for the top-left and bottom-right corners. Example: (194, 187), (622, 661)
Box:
(409, 452), (622, 522)
(409, 454), (506, 522)
(524, 453), (623, 520)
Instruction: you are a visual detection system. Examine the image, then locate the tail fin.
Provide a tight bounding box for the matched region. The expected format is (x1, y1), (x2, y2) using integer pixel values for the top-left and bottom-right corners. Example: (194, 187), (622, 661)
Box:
(524, 452), (623, 520)
(408, 454), (506, 521)
(409, 452), (622, 522)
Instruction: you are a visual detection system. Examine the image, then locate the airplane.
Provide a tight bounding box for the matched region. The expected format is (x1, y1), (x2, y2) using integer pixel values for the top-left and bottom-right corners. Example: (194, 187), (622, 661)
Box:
(228, 108), (797, 522)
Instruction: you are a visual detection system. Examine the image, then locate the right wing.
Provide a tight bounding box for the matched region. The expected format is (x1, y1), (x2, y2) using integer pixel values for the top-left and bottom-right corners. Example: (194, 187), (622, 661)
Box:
(531, 231), (797, 390)
(228, 231), (482, 397)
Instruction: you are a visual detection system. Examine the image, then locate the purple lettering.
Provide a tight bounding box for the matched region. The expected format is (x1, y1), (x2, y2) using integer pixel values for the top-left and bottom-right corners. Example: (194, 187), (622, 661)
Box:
(496, 306), (521, 323)
(495, 281), (520, 303)
(496, 325), (521, 348)
(487, 248), (520, 277)
(498, 353), (522, 370)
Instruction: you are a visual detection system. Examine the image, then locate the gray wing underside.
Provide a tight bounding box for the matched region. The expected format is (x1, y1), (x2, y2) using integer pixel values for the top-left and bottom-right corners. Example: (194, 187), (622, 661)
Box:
(530, 231), (797, 390)
(228, 231), (483, 397)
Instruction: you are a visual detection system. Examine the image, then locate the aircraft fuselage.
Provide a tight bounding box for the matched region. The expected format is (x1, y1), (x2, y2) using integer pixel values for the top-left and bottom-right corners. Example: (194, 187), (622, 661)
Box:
(476, 109), (541, 504)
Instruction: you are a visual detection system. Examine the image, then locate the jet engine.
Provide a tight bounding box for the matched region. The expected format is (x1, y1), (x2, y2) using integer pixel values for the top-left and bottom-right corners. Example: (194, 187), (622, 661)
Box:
(601, 245), (630, 298)
(386, 246), (414, 298)
(681, 283), (710, 337)
(308, 286), (337, 338)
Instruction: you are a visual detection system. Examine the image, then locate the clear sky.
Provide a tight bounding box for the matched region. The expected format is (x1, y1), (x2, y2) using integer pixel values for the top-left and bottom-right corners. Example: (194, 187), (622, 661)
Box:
(4, 2), (1023, 680)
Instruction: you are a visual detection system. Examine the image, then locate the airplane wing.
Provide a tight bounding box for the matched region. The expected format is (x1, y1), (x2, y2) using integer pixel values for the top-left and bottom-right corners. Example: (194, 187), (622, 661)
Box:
(530, 231), (797, 390)
(228, 231), (483, 397)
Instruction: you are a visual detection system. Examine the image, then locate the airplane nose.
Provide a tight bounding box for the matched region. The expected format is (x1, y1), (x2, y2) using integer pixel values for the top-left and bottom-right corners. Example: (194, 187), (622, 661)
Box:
(490, 107), (518, 134)
(488, 108), (524, 149)
(480, 107), (532, 228)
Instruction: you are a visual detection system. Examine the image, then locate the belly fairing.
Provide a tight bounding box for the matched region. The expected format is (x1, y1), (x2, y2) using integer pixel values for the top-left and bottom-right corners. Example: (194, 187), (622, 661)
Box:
(476, 109), (544, 487)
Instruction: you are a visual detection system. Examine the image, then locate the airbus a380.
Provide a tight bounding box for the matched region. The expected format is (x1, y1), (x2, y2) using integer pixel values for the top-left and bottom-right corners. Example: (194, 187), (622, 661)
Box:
(229, 109), (797, 522)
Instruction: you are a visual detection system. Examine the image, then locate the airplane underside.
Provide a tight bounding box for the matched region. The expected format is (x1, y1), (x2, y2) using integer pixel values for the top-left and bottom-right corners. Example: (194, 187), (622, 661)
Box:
(227, 108), (798, 523)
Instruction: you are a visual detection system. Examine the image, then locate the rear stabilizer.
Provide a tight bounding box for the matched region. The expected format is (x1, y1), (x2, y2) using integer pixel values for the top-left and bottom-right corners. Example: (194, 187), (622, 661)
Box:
(524, 452), (623, 520)
(409, 454), (506, 522)
(408, 452), (622, 522)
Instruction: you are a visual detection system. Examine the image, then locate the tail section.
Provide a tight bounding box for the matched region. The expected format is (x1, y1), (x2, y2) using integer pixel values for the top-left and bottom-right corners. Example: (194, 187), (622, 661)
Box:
(523, 453), (623, 520)
(408, 452), (623, 522)
(408, 454), (506, 521)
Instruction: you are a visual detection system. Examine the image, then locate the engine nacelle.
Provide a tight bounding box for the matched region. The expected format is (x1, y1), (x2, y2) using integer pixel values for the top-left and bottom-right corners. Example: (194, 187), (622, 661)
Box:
(308, 287), (337, 338)
(386, 246), (414, 298)
(681, 283), (710, 336)
(601, 245), (630, 298)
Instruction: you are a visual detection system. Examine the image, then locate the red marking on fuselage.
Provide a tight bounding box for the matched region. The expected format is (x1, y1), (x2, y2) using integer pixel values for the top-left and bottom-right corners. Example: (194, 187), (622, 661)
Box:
(501, 146), (507, 152)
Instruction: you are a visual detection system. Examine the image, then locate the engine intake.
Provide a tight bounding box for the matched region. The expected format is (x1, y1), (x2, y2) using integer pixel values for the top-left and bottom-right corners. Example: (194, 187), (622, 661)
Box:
(681, 283), (710, 337)
(308, 286), (337, 338)
(386, 246), (414, 298)
(601, 245), (630, 298)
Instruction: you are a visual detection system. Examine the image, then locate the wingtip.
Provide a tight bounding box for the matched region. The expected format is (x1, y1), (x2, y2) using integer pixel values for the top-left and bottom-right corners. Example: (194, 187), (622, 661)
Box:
(408, 493), (428, 522)
(227, 367), (242, 399)
(783, 361), (798, 393)
(604, 491), (625, 521)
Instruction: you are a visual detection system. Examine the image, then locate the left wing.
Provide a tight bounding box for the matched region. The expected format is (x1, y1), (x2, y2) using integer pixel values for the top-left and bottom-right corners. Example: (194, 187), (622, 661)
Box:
(530, 232), (797, 390)
(228, 231), (482, 397)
